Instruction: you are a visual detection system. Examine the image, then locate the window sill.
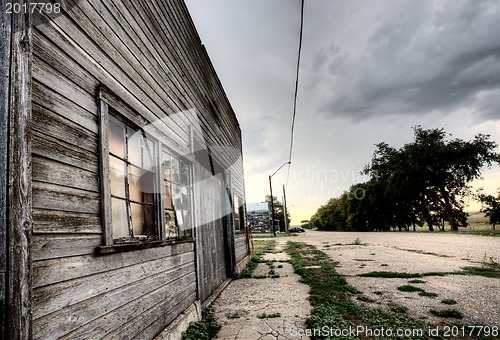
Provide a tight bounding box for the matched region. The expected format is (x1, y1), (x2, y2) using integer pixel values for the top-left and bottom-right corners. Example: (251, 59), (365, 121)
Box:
(95, 237), (194, 255)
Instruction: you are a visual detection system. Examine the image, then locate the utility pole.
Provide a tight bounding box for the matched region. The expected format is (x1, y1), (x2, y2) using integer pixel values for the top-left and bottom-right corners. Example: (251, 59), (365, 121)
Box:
(269, 175), (275, 236)
(283, 185), (288, 233)
(268, 161), (290, 237)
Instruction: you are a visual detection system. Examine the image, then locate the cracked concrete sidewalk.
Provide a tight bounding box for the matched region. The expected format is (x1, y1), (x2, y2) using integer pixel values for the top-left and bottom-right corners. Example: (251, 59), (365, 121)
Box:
(213, 240), (311, 340)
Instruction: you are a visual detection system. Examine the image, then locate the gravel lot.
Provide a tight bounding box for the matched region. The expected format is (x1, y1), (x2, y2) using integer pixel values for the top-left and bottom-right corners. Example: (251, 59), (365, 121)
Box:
(213, 231), (499, 339)
(293, 230), (500, 327)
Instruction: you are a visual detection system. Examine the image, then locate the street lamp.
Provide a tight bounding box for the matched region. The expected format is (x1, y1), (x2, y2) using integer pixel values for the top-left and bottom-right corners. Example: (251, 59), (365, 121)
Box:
(269, 161), (291, 236)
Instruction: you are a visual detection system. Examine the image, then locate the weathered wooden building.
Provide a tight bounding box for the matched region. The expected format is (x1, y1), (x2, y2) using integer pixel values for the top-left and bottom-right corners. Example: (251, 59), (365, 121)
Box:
(1, 1), (249, 338)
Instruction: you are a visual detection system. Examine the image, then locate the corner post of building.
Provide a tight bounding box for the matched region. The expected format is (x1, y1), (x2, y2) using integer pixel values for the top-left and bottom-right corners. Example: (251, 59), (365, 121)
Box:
(1, 1), (33, 338)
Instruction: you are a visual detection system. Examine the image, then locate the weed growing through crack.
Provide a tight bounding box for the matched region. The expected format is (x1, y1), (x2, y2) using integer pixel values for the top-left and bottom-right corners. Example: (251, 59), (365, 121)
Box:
(225, 312), (241, 319)
(430, 309), (464, 319)
(285, 242), (427, 338)
(181, 307), (221, 340)
(352, 237), (364, 245)
(257, 312), (281, 319)
(408, 279), (427, 284)
(441, 299), (457, 305)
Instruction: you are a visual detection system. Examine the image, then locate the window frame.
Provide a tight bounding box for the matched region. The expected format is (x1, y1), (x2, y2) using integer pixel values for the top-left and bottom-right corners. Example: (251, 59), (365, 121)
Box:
(97, 87), (194, 252)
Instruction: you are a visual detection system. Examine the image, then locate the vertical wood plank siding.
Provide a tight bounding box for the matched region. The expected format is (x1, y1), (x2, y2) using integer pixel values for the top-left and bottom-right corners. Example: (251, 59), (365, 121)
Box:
(0, 6), (11, 337)
(30, 0), (245, 338)
(1, 1), (33, 338)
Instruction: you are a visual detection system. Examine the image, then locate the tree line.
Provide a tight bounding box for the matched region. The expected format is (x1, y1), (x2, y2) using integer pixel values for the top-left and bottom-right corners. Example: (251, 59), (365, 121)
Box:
(309, 127), (500, 232)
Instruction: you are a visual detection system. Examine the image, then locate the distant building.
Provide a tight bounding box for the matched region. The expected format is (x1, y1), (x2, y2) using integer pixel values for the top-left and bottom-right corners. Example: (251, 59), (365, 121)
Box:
(247, 203), (271, 231)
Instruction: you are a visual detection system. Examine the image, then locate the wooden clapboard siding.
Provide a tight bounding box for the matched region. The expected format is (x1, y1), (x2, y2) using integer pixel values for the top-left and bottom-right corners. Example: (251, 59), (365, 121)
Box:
(234, 234), (249, 263)
(28, 0), (245, 338)
(33, 253), (194, 318)
(33, 242), (194, 288)
(32, 209), (101, 234)
(35, 273), (196, 340)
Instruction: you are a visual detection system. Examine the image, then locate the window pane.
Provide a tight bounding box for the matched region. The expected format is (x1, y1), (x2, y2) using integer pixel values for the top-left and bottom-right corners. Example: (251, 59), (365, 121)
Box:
(109, 119), (125, 158)
(128, 165), (143, 203)
(131, 202), (144, 236)
(143, 205), (158, 238)
(164, 181), (174, 210)
(165, 210), (177, 238)
(127, 127), (142, 166)
(111, 198), (129, 239)
(171, 157), (180, 183)
(172, 184), (182, 208)
(179, 210), (191, 237)
(234, 195), (239, 217)
(109, 156), (126, 197)
(143, 137), (156, 172)
(180, 160), (190, 185)
(162, 151), (171, 181)
(128, 166), (157, 204)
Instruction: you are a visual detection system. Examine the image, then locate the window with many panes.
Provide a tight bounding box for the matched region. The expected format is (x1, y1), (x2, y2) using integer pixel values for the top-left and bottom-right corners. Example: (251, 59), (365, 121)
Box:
(162, 151), (192, 239)
(99, 88), (193, 247)
(108, 115), (160, 242)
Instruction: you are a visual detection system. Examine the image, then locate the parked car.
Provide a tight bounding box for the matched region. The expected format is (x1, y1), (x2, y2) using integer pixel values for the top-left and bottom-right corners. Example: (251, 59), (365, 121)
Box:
(289, 227), (305, 233)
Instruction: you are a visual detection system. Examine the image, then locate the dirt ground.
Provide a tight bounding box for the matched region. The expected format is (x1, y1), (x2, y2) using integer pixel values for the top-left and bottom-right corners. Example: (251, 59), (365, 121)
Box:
(213, 231), (500, 339)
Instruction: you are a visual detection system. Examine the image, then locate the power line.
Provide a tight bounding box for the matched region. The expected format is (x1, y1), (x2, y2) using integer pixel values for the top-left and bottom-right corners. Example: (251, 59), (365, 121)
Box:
(286, 0), (305, 187)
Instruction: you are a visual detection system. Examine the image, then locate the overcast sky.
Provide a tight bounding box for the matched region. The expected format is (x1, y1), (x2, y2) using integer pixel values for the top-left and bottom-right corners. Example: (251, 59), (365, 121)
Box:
(185, 0), (500, 224)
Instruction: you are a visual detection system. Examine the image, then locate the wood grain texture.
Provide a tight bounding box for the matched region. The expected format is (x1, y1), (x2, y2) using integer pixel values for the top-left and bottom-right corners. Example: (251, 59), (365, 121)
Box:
(32, 209), (101, 235)
(0, 4), (11, 336)
(3, 1), (33, 338)
(33, 242), (194, 288)
(33, 264), (196, 339)
(0, 5), (10, 337)
(33, 252), (194, 319)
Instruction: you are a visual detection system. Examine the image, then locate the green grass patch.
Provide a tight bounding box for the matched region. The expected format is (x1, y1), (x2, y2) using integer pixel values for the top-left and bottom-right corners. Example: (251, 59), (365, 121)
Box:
(390, 305), (408, 314)
(182, 307), (221, 340)
(252, 232), (297, 238)
(456, 229), (500, 237)
(366, 271), (443, 278)
(233, 260), (258, 279)
(408, 279), (427, 284)
(397, 284), (425, 292)
(253, 240), (276, 257)
(419, 291), (438, 298)
(430, 309), (464, 319)
(357, 295), (375, 303)
(359, 271), (422, 279)
(460, 265), (500, 278)
(441, 299), (457, 305)
(256, 312), (281, 319)
(285, 242), (427, 339)
(394, 247), (452, 258)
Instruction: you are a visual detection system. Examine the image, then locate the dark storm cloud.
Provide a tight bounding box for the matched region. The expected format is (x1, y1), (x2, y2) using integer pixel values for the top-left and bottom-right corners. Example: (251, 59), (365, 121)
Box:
(308, 0), (500, 122)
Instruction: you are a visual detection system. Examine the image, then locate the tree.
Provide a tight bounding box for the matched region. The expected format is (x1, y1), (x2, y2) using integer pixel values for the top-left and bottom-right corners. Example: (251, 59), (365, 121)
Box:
(365, 127), (500, 231)
(265, 195), (291, 230)
(479, 192), (500, 230)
